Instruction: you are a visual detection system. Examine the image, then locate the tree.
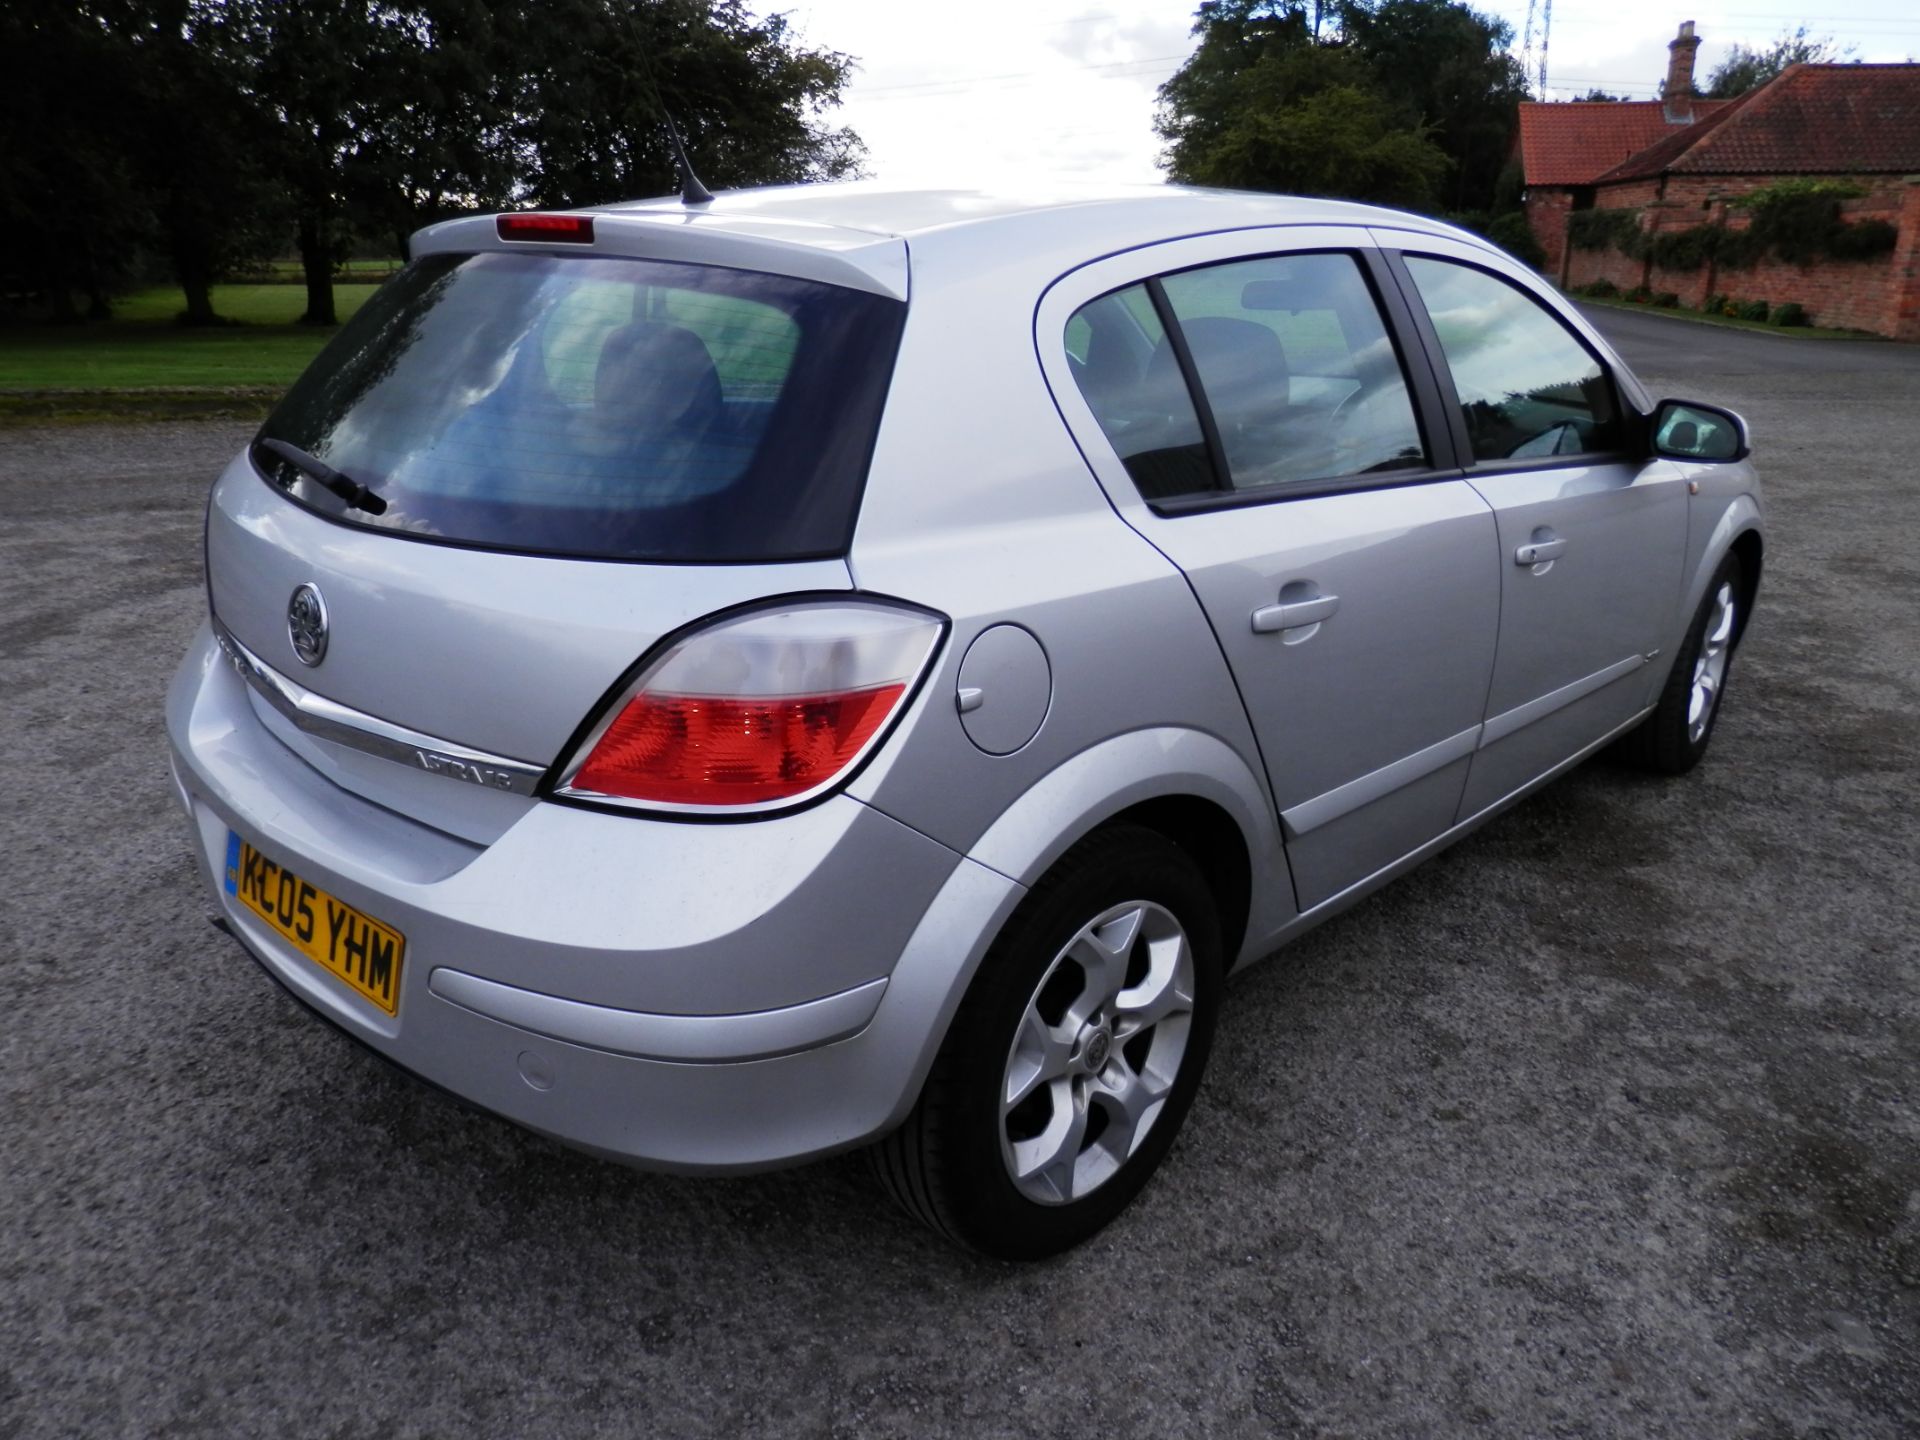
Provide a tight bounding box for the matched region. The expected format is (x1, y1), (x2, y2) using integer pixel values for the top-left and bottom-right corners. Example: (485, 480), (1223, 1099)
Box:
(502, 0), (863, 210)
(1338, 0), (1529, 211)
(1575, 87), (1628, 101)
(1706, 27), (1851, 98)
(225, 0), (862, 327)
(0, 2), (148, 320)
(120, 0), (287, 325)
(1164, 43), (1451, 207)
(1156, 0), (1527, 213)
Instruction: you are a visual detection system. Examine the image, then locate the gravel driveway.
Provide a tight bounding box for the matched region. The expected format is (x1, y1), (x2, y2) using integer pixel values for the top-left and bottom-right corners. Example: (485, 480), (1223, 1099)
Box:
(2, 312), (1916, 1438)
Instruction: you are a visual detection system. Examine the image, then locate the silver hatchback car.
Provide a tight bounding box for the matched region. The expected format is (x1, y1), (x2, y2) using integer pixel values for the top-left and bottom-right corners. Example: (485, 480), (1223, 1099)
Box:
(167, 182), (1762, 1259)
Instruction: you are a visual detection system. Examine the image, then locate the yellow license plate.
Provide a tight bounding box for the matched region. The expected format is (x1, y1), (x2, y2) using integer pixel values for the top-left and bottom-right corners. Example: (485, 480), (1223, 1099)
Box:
(223, 831), (406, 1015)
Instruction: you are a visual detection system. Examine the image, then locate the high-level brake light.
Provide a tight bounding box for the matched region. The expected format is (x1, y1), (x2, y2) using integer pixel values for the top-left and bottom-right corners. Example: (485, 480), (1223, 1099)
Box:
(496, 214), (596, 244)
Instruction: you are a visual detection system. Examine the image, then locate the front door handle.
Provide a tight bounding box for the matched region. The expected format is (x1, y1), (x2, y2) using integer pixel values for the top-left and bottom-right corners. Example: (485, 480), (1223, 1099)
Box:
(1514, 537), (1568, 566)
(1252, 592), (1340, 634)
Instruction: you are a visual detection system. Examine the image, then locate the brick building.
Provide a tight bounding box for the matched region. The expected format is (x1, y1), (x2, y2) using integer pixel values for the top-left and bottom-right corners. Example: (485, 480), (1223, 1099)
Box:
(1516, 23), (1732, 277)
(1515, 24), (1920, 339)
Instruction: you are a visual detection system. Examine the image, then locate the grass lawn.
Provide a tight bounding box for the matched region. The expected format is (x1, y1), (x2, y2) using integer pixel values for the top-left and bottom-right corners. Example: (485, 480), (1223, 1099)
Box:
(0, 283), (380, 391)
(1576, 295), (1883, 341)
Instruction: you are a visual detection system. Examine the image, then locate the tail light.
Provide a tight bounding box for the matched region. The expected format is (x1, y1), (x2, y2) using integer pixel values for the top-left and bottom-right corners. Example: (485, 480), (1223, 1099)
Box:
(553, 599), (945, 816)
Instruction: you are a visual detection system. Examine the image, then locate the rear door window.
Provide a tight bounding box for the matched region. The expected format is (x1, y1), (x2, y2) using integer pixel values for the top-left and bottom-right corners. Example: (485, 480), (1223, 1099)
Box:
(1067, 283), (1215, 500)
(1158, 253), (1427, 491)
(255, 252), (903, 562)
(1065, 252), (1428, 501)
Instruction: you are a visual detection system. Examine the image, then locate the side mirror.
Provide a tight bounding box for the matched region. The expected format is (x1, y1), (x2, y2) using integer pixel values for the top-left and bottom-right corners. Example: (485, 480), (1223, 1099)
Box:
(1650, 398), (1750, 462)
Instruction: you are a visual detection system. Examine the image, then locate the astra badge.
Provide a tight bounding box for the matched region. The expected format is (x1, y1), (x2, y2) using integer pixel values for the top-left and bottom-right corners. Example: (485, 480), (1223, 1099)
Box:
(287, 583), (329, 667)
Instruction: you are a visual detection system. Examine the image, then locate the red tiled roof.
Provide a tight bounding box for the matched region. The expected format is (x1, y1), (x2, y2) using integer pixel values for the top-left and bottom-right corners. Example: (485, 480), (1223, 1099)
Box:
(1589, 90), (1760, 183)
(1597, 63), (1920, 180)
(1518, 99), (1734, 186)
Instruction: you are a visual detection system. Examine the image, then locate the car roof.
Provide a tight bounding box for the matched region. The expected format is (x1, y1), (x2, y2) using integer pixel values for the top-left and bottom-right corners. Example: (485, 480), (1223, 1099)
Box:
(605, 180), (1487, 261)
(415, 181), (1493, 302)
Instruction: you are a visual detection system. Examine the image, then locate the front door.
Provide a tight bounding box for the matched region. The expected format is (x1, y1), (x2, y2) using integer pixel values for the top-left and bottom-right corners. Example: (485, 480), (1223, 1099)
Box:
(1052, 239), (1499, 912)
(1388, 243), (1689, 817)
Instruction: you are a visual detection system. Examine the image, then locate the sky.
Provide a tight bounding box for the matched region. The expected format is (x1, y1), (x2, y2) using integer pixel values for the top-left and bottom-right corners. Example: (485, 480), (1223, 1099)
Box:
(781, 0), (1920, 187)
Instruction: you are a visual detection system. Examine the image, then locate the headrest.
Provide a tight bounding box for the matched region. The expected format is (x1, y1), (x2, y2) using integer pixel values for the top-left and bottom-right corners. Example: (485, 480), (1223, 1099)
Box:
(1146, 316), (1290, 422)
(594, 321), (722, 429)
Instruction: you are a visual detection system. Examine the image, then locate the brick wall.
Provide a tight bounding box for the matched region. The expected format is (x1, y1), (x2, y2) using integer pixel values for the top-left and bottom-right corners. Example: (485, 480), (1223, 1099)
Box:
(1562, 174), (1919, 339)
(1524, 188), (1575, 276)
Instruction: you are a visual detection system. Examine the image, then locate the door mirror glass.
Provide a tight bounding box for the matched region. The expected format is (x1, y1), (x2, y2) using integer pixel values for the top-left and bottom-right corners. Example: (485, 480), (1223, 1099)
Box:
(1651, 399), (1749, 462)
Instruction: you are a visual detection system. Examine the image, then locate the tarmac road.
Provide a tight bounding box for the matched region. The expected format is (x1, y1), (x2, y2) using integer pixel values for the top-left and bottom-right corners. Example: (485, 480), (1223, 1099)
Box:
(2, 310), (1917, 1438)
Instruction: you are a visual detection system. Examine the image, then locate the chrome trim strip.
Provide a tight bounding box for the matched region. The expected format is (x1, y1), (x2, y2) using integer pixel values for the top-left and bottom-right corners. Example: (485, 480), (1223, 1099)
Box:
(1280, 723), (1481, 840)
(1478, 654), (1646, 750)
(427, 969), (890, 1063)
(212, 621), (547, 796)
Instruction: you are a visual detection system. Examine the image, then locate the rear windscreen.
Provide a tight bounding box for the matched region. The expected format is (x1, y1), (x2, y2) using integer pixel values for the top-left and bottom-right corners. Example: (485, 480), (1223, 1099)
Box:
(254, 251), (905, 562)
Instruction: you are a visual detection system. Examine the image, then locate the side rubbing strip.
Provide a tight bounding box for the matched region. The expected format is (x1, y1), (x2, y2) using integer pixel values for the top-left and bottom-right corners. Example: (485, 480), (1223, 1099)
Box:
(428, 969), (889, 1063)
(1479, 654), (1647, 750)
(1281, 724), (1481, 840)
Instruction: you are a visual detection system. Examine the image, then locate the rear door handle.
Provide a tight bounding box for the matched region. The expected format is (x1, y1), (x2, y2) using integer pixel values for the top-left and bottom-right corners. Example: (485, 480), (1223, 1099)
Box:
(1252, 593), (1340, 634)
(1514, 538), (1568, 566)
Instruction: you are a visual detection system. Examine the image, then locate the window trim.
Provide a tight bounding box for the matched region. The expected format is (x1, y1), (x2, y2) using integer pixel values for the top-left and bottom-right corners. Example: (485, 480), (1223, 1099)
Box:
(1079, 246), (1456, 515)
(1379, 247), (1642, 478)
(1143, 275), (1234, 494)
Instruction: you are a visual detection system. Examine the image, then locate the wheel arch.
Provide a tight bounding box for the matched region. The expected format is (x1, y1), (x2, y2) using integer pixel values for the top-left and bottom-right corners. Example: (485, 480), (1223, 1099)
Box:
(1728, 527), (1763, 648)
(964, 726), (1290, 970)
(1098, 795), (1253, 970)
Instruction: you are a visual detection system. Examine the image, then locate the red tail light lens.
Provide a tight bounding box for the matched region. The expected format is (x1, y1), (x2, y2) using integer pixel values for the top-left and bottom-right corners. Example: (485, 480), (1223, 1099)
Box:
(555, 601), (945, 815)
(569, 686), (905, 806)
(496, 213), (596, 243)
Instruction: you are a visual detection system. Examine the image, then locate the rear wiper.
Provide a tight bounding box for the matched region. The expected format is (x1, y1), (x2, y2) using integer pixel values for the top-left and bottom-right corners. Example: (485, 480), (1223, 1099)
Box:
(255, 439), (388, 516)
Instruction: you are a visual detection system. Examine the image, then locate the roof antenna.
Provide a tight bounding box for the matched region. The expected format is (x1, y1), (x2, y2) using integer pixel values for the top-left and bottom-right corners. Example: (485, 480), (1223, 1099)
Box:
(662, 112), (715, 206)
(622, 18), (715, 206)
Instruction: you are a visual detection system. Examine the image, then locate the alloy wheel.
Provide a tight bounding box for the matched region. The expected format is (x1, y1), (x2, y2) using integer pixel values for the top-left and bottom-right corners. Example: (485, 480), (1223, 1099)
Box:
(999, 900), (1196, 1205)
(1688, 581), (1737, 744)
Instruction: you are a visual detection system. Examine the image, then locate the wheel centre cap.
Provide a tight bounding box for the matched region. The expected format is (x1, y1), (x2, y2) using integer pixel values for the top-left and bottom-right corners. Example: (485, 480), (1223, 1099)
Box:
(1081, 1027), (1112, 1072)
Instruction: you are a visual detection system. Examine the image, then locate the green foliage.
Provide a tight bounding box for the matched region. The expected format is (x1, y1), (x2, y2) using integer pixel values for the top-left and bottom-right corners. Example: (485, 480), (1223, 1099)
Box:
(1162, 41), (1452, 207)
(1736, 299), (1770, 322)
(2, 0), (866, 327)
(1829, 219), (1899, 260)
(1706, 27), (1850, 98)
(1653, 291), (1680, 308)
(1645, 225), (1745, 271)
(1483, 211), (1546, 270)
(1624, 284), (1653, 303)
(1578, 278), (1619, 298)
(1701, 292), (1726, 314)
(1155, 0), (1529, 212)
(1568, 184), (1898, 272)
(1770, 302), (1809, 327)
(1734, 180), (1885, 264)
(1438, 210), (1546, 270)
(0, 5), (162, 319)
(1567, 208), (1640, 252)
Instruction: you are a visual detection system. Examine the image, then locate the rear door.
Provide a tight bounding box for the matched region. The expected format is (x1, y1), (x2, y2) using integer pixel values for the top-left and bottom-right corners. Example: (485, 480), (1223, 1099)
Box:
(1380, 236), (1688, 818)
(1043, 230), (1499, 912)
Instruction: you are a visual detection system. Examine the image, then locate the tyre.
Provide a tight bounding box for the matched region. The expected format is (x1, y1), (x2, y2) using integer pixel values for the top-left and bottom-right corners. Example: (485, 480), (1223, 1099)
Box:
(872, 824), (1224, 1260)
(1620, 553), (1743, 775)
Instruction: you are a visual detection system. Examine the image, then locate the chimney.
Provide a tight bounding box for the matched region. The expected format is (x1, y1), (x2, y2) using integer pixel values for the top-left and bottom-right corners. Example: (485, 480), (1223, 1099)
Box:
(1663, 21), (1700, 123)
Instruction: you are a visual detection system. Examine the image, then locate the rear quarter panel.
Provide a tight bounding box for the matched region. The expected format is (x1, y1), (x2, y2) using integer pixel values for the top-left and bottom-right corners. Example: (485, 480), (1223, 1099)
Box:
(846, 231), (1297, 956)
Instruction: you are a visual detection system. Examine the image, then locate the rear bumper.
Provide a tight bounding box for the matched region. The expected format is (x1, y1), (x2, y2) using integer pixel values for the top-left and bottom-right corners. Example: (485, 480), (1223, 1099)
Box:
(167, 622), (1023, 1172)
